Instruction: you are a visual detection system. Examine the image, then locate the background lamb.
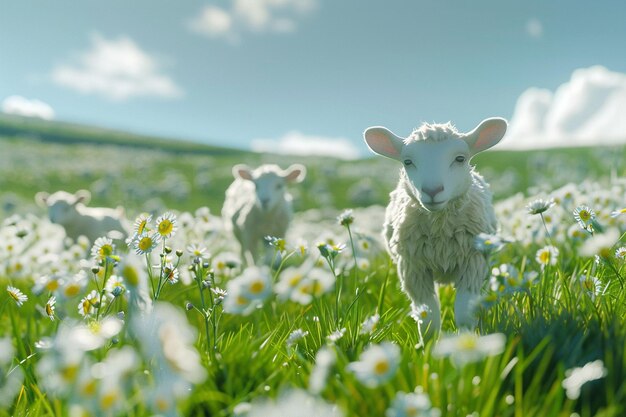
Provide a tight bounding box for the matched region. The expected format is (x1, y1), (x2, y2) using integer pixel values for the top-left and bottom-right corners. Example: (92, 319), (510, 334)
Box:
(364, 118), (507, 337)
(35, 189), (129, 243)
(222, 163), (306, 266)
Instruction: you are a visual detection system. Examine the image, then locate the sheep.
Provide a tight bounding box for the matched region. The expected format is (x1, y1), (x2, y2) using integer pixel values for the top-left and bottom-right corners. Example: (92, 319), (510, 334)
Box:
(35, 190), (129, 243)
(363, 118), (507, 337)
(222, 164), (306, 266)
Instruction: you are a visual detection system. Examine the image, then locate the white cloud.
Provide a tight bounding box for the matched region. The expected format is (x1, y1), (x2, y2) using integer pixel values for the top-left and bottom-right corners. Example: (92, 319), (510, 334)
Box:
(51, 33), (183, 101)
(526, 18), (543, 39)
(1, 95), (55, 120)
(498, 66), (626, 150)
(251, 131), (361, 160)
(189, 0), (316, 40)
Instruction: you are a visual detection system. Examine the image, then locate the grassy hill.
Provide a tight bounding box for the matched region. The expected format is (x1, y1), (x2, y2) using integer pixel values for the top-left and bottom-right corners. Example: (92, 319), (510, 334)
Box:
(0, 114), (624, 216)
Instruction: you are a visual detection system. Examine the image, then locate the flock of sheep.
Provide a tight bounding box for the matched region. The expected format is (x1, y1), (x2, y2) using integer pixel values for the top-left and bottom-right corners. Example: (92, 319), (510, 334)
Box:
(36, 117), (507, 336)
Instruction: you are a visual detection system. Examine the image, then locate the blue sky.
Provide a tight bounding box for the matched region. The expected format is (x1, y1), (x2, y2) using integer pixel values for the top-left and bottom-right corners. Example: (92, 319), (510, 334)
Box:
(2, 1), (626, 156)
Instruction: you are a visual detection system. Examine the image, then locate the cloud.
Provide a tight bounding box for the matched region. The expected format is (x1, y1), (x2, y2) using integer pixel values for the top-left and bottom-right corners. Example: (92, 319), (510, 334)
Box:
(498, 66), (626, 150)
(251, 131), (361, 160)
(51, 33), (183, 101)
(189, 0), (317, 40)
(526, 18), (543, 39)
(1, 95), (55, 120)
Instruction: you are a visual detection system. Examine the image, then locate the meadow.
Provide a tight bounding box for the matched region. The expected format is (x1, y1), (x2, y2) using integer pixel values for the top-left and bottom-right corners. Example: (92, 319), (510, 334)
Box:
(0, 114), (625, 416)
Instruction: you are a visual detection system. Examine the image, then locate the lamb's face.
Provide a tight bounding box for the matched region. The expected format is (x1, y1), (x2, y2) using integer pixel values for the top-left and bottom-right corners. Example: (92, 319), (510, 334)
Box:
(46, 193), (79, 224)
(252, 172), (287, 211)
(400, 139), (472, 211)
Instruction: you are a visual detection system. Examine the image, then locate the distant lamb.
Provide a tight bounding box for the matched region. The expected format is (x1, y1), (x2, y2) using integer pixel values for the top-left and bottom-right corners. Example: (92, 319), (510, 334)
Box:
(364, 118), (507, 337)
(35, 190), (129, 243)
(222, 164), (306, 266)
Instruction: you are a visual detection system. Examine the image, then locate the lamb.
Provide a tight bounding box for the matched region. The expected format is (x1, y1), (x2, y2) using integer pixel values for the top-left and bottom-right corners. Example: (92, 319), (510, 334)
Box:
(363, 118), (507, 337)
(222, 164), (306, 266)
(35, 190), (129, 243)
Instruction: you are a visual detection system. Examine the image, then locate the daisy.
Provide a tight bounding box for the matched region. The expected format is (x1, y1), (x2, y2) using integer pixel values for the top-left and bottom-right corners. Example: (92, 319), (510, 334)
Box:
(579, 275), (604, 300)
(347, 342), (401, 387)
(309, 347), (336, 394)
(45, 296), (56, 320)
(7, 285), (28, 307)
(163, 263), (180, 284)
(78, 290), (101, 317)
(327, 328), (346, 344)
(573, 205), (596, 232)
(286, 329), (309, 348)
(337, 209), (354, 227)
(155, 212), (178, 238)
(386, 390), (439, 417)
(433, 332), (506, 366)
(562, 360), (607, 400)
(616, 246), (626, 260)
(580, 229), (620, 260)
(135, 232), (161, 255)
(526, 198), (555, 215)
(535, 245), (559, 267)
(360, 313), (380, 335)
(105, 275), (126, 297)
(186, 243), (209, 262)
(474, 233), (507, 254)
(133, 213), (152, 235)
(91, 237), (115, 262)
(610, 208), (626, 218)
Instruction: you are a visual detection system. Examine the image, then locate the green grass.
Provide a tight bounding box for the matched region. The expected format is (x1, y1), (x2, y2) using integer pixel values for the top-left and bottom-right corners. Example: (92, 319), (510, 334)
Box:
(0, 116), (625, 416)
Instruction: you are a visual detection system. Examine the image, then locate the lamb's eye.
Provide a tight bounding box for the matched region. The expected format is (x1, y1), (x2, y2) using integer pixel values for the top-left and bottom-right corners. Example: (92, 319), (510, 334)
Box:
(403, 159), (413, 166)
(455, 155), (467, 163)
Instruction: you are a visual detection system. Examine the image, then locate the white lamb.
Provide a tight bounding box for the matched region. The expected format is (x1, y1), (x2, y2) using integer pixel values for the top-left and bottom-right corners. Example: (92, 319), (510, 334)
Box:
(35, 190), (129, 243)
(363, 118), (507, 337)
(222, 164), (306, 265)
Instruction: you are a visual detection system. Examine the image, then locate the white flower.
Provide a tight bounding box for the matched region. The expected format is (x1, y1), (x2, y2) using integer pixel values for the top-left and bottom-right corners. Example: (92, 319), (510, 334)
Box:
(386, 390), (440, 417)
(155, 212), (178, 238)
(573, 205), (596, 232)
(360, 313), (380, 335)
(223, 266), (272, 315)
(526, 198), (555, 215)
(6, 285), (28, 307)
(347, 342), (401, 387)
(78, 290), (102, 317)
(579, 275), (605, 300)
(45, 296), (57, 320)
(309, 347), (336, 395)
(580, 229), (620, 260)
(433, 332), (506, 366)
(327, 328), (346, 344)
(610, 208), (626, 218)
(535, 245), (559, 266)
(290, 268), (335, 305)
(616, 246), (626, 260)
(286, 329), (309, 348)
(410, 304), (432, 324)
(474, 233), (507, 254)
(0, 337), (14, 365)
(562, 360), (607, 400)
(91, 237), (115, 262)
(248, 389), (343, 417)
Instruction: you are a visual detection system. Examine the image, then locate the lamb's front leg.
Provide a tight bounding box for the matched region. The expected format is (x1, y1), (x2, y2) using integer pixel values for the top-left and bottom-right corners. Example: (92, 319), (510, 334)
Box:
(455, 254), (488, 329)
(400, 261), (441, 340)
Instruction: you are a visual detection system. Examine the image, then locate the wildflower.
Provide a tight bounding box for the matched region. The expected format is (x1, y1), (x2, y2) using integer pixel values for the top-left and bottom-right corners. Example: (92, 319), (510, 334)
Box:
(432, 332), (506, 366)
(132, 232), (161, 255)
(133, 213), (152, 235)
(309, 347), (336, 394)
(386, 390), (440, 417)
(573, 205), (596, 232)
(163, 263), (180, 284)
(562, 360), (607, 400)
(265, 236), (287, 252)
(32, 273), (62, 295)
(248, 389), (343, 417)
(45, 296), (56, 320)
(474, 233), (507, 254)
(410, 304), (432, 324)
(535, 245), (559, 267)
(0, 337), (23, 404)
(616, 246), (626, 260)
(105, 275), (126, 297)
(580, 229), (619, 260)
(291, 268), (335, 305)
(155, 212), (178, 238)
(223, 267), (272, 315)
(579, 275), (604, 300)
(60, 271), (88, 299)
(317, 242), (345, 260)
(275, 266), (307, 300)
(610, 208), (626, 218)
(327, 328), (346, 344)
(91, 237), (116, 262)
(347, 342), (401, 387)
(6, 285), (27, 307)
(286, 329), (309, 348)
(187, 243), (209, 262)
(526, 198), (555, 215)
(211, 287), (227, 304)
(78, 290), (102, 317)
(360, 313), (380, 335)
(337, 209), (354, 227)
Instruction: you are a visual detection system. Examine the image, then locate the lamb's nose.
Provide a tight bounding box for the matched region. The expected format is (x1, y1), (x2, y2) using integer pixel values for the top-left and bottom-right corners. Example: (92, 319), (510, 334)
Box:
(260, 198), (269, 208)
(422, 185), (444, 200)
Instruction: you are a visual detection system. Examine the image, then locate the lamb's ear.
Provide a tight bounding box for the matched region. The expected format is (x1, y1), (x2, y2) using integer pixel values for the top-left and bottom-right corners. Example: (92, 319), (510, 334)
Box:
(463, 118), (507, 156)
(74, 189), (91, 205)
(232, 164), (253, 181)
(363, 127), (404, 161)
(283, 164), (306, 183)
(35, 191), (50, 207)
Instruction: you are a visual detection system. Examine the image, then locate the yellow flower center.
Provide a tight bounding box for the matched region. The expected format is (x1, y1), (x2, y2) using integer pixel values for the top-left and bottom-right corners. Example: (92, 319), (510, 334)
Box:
(158, 220), (173, 236)
(458, 335), (478, 350)
(65, 284), (81, 297)
(61, 365), (79, 381)
(82, 300), (93, 314)
(100, 391), (118, 410)
(8, 290), (20, 302)
(289, 274), (302, 287)
(579, 210), (591, 222)
(582, 279), (594, 291)
(99, 245), (113, 258)
(46, 303), (54, 317)
(599, 248), (611, 259)
(137, 219), (148, 235)
(46, 280), (59, 291)
(82, 379), (98, 396)
(249, 281), (265, 294)
(236, 295), (248, 306)
(122, 265), (139, 286)
(138, 236), (153, 251)
(539, 251), (551, 264)
(406, 407), (418, 417)
(373, 360), (390, 375)
(156, 398), (170, 412)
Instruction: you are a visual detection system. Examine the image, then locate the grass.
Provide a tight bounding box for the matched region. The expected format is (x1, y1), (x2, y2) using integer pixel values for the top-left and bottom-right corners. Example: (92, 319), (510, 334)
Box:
(0, 116), (625, 416)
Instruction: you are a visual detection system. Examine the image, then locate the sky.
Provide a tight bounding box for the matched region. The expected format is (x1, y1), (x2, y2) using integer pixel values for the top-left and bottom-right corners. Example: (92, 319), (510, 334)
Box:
(1, 0), (626, 158)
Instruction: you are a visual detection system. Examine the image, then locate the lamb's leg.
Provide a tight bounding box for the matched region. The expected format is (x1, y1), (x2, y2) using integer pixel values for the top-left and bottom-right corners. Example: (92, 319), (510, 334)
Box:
(455, 254), (488, 329)
(400, 261), (441, 339)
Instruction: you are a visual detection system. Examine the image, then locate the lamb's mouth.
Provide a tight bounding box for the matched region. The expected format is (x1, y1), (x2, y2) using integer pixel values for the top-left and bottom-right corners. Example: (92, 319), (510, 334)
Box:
(422, 201), (447, 211)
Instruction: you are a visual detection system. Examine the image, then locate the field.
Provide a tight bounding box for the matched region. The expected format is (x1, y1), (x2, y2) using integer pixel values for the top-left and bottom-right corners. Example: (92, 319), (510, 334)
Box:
(1, 114), (625, 417)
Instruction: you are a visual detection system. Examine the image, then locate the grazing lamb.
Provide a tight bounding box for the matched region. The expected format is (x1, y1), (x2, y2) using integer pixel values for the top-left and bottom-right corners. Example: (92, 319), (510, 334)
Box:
(35, 190), (129, 243)
(222, 164), (306, 266)
(363, 118), (507, 337)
